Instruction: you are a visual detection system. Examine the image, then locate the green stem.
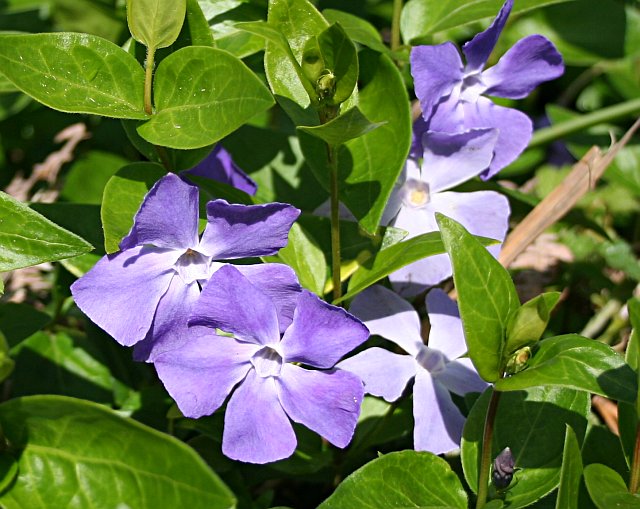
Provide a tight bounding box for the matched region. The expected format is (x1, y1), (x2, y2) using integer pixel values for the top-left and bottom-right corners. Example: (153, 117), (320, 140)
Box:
(529, 97), (640, 149)
(629, 421), (640, 493)
(476, 389), (502, 509)
(144, 46), (156, 116)
(328, 143), (342, 302)
(391, 0), (403, 52)
(154, 144), (172, 171)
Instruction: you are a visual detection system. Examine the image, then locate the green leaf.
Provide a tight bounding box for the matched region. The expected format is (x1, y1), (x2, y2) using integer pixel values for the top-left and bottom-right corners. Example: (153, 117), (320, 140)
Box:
(0, 192), (93, 272)
(0, 330), (14, 384)
(137, 46), (274, 149)
(462, 386), (589, 507)
(494, 335), (638, 403)
(436, 213), (520, 382)
(0, 303), (50, 348)
(60, 151), (129, 205)
(338, 231), (497, 304)
(584, 464), (640, 509)
(400, 0), (576, 44)
(556, 426), (583, 509)
(264, 222), (326, 295)
(322, 9), (389, 54)
(318, 450), (467, 509)
(506, 292), (561, 354)
(298, 106), (384, 146)
(0, 33), (147, 119)
(127, 0), (186, 50)
(0, 395), (236, 509)
(101, 163), (166, 253)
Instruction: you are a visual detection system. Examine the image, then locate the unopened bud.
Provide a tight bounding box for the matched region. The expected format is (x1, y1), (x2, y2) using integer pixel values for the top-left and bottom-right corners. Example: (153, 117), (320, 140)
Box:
(492, 447), (515, 489)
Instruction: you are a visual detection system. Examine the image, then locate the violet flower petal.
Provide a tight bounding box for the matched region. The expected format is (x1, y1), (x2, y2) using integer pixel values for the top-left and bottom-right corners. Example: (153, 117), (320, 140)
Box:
(184, 145), (257, 196)
(411, 42), (463, 120)
(278, 364), (363, 448)
(437, 357), (489, 396)
(482, 35), (564, 99)
(190, 264), (279, 345)
(70, 246), (178, 347)
(425, 288), (467, 358)
(223, 369), (297, 464)
(280, 290), (369, 369)
(413, 369), (465, 454)
(462, 96), (533, 179)
(121, 173), (199, 251)
(349, 285), (424, 356)
(199, 200), (300, 259)
(462, 0), (514, 73)
(337, 347), (416, 402)
(154, 333), (256, 418)
(422, 129), (498, 193)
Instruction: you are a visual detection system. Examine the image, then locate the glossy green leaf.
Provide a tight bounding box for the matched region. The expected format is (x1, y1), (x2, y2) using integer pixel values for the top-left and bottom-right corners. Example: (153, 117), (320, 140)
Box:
(322, 9), (389, 54)
(318, 450), (467, 509)
(338, 231), (496, 304)
(61, 151), (129, 205)
(462, 386), (589, 507)
(137, 46), (274, 149)
(0, 395), (236, 509)
(0, 303), (50, 348)
(495, 335), (637, 403)
(0, 71), (18, 94)
(0, 33), (147, 119)
(264, 222), (326, 295)
(437, 213), (520, 382)
(0, 192), (93, 272)
(101, 163), (166, 253)
(400, 0), (576, 44)
(584, 464), (640, 509)
(127, 0), (186, 50)
(556, 426), (583, 509)
(506, 292), (561, 354)
(298, 106), (384, 146)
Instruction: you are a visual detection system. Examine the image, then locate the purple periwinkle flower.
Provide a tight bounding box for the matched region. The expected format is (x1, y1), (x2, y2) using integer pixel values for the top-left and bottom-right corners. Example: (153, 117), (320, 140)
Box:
(183, 145), (257, 196)
(338, 285), (487, 455)
(71, 173), (300, 361)
(154, 264), (369, 464)
(384, 129), (510, 296)
(411, 0), (564, 179)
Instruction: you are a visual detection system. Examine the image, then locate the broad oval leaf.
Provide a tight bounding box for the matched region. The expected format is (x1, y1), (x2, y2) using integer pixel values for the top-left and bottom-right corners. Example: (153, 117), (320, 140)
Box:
(494, 334), (638, 403)
(437, 214), (520, 382)
(318, 450), (467, 509)
(583, 464), (640, 509)
(127, 0), (187, 50)
(0, 33), (147, 119)
(297, 106), (384, 146)
(506, 291), (561, 354)
(0, 192), (93, 271)
(462, 386), (589, 508)
(0, 395), (236, 509)
(137, 46), (274, 149)
(322, 9), (389, 54)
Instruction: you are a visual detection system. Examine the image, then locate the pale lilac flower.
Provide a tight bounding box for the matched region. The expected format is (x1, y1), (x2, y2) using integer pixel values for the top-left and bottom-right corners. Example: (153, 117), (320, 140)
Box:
(71, 173), (300, 361)
(154, 264), (369, 464)
(183, 145), (257, 195)
(411, 0), (564, 179)
(338, 285), (487, 455)
(384, 129), (510, 296)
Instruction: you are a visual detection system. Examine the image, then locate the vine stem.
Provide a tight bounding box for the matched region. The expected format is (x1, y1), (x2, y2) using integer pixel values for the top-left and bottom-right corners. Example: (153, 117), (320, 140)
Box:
(629, 421), (640, 493)
(328, 143), (342, 302)
(144, 46), (156, 116)
(391, 0), (403, 52)
(476, 389), (502, 509)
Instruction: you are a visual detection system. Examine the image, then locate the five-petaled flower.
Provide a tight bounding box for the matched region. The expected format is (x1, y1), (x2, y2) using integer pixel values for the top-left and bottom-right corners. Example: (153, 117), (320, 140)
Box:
(154, 264), (369, 464)
(338, 285), (487, 455)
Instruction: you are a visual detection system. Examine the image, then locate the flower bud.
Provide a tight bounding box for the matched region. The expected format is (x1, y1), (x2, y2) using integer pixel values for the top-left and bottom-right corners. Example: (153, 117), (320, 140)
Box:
(492, 447), (515, 489)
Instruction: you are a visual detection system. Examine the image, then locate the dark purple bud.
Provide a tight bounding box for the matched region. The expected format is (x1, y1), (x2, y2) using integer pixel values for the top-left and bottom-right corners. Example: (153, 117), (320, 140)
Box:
(492, 447), (515, 489)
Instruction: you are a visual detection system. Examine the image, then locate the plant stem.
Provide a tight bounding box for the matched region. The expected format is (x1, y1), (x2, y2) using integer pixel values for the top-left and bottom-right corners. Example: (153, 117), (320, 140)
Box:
(144, 46), (156, 116)
(629, 421), (640, 493)
(391, 0), (403, 52)
(328, 143), (342, 302)
(476, 389), (502, 509)
(529, 97), (640, 148)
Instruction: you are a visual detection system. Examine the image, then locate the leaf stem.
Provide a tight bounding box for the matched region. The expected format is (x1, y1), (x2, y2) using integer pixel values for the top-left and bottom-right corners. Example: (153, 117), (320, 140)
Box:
(529, 97), (640, 149)
(144, 46), (156, 116)
(391, 0), (403, 52)
(629, 421), (640, 493)
(328, 143), (342, 302)
(476, 388), (502, 509)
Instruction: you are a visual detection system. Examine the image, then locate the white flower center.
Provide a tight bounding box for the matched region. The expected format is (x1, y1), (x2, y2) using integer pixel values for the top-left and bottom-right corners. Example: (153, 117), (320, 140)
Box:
(402, 179), (431, 208)
(251, 346), (283, 378)
(415, 346), (447, 375)
(460, 71), (485, 102)
(174, 248), (211, 284)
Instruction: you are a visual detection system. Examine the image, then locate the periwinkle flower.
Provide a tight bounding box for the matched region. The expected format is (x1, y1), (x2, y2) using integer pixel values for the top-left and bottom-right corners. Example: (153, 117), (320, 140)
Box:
(384, 129), (510, 296)
(183, 145), (257, 196)
(493, 447), (516, 489)
(154, 264), (369, 464)
(338, 285), (487, 455)
(71, 173), (300, 361)
(411, 0), (564, 179)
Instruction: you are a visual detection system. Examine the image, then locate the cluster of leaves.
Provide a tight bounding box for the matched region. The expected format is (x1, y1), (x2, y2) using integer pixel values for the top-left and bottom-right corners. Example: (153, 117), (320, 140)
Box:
(0, 0), (640, 508)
